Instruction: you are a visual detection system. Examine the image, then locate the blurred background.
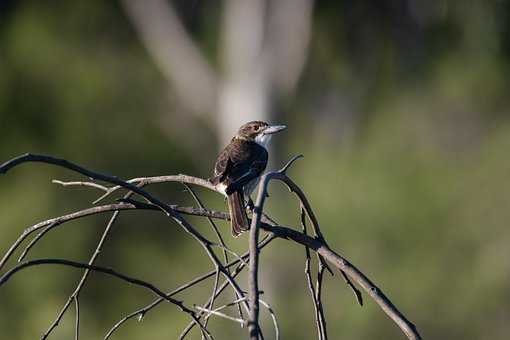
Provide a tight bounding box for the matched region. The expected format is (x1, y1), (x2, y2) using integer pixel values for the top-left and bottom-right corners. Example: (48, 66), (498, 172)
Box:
(1, 0), (509, 339)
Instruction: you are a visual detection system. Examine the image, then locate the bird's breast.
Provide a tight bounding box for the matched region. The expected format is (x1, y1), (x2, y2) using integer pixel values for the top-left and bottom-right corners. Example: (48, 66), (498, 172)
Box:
(217, 182), (228, 197)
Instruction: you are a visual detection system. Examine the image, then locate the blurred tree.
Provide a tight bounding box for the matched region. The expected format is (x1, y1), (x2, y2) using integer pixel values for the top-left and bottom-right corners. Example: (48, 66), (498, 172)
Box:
(121, 0), (314, 145)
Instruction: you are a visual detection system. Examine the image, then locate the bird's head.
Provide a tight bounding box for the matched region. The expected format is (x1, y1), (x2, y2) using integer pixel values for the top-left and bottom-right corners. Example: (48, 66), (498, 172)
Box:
(236, 121), (287, 147)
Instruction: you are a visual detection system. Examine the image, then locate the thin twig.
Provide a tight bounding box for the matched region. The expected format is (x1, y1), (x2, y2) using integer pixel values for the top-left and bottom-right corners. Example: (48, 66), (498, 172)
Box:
(183, 184), (245, 324)
(40, 183), (151, 340)
(279, 154), (304, 174)
(0, 154), (175, 215)
(196, 296), (280, 340)
(315, 259), (328, 339)
(0, 203), (229, 273)
(52, 179), (109, 192)
(194, 306), (245, 325)
(258, 299), (280, 340)
(0, 258), (211, 337)
(246, 157), (416, 339)
(0, 154), (422, 340)
(105, 234), (275, 340)
(167, 211), (250, 312)
(17, 223), (55, 263)
(93, 174), (217, 204)
(339, 269), (363, 306)
(271, 168), (365, 304)
(301, 207), (325, 340)
(0, 198), (420, 339)
(183, 184), (231, 263)
(10, 175), (227, 339)
(177, 234), (274, 340)
(247, 174), (269, 340)
(210, 296), (280, 340)
(0, 155), (249, 319)
(247, 156), (304, 340)
(118, 191), (251, 338)
(74, 296), (80, 340)
(259, 224), (422, 340)
(41, 206), (123, 340)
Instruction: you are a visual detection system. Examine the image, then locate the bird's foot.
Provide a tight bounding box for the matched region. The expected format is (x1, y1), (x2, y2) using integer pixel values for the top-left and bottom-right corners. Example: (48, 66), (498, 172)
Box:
(246, 197), (255, 212)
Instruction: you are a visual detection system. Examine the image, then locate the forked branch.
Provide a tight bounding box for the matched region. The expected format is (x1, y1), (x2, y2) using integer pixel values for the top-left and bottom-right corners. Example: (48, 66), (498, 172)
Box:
(0, 153), (421, 340)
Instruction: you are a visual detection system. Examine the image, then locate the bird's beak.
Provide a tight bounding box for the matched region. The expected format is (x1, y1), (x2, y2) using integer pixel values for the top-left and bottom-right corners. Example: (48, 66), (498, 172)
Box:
(263, 124), (287, 134)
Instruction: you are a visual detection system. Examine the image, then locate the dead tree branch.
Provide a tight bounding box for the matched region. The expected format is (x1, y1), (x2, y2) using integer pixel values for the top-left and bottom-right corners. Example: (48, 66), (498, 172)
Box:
(0, 258), (211, 337)
(0, 153), (422, 340)
(105, 234), (275, 340)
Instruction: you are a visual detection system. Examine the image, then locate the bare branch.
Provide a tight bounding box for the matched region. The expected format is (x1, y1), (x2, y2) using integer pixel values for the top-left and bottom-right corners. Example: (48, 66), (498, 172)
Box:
(194, 305), (245, 325)
(0, 204), (132, 271)
(195, 296), (280, 340)
(258, 299), (280, 340)
(339, 268), (363, 306)
(261, 224), (422, 340)
(17, 223), (55, 263)
(40, 156), (249, 322)
(278, 154), (304, 174)
(301, 208), (326, 340)
(0, 191), (420, 340)
(247, 156), (305, 340)
(40, 188), (134, 339)
(0, 154), (421, 340)
(315, 260), (328, 339)
(0, 258), (211, 336)
(247, 166), (421, 340)
(74, 296), (79, 340)
(0, 153), (176, 215)
(247, 175), (269, 339)
(52, 179), (108, 192)
(168, 234), (274, 340)
(184, 183), (243, 327)
(93, 174), (217, 204)
(274, 164), (364, 302)
(0, 201), (232, 273)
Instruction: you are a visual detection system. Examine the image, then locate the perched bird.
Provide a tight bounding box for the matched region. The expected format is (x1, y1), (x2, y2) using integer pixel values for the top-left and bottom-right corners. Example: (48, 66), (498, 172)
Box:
(211, 121), (287, 236)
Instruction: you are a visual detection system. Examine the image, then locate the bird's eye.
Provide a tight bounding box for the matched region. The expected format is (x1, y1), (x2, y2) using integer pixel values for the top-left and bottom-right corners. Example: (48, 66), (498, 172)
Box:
(254, 126), (259, 131)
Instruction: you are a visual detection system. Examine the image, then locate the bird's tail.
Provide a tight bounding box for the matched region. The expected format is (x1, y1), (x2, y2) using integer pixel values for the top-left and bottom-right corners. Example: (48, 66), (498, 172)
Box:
(227, 191), (249, 237)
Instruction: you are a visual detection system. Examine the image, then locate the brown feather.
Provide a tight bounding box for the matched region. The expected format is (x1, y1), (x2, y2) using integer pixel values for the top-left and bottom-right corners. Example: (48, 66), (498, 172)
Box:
(212, 138), (268, 186)
(227, 191), (249, 237)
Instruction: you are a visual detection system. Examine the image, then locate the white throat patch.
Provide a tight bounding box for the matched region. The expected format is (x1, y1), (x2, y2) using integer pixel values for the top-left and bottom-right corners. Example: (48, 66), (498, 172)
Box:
(254, 133), (272, 149)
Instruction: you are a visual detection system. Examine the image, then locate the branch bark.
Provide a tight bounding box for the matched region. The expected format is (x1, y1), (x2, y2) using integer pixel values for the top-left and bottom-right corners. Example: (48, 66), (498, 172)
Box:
(247, 165), (420, 340)
(0, 153), (421, 340)
(0, 258), (211, 337)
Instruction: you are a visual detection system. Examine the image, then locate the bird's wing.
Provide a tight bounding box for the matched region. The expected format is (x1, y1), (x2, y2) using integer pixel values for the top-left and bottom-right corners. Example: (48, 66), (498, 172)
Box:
(212, 139), (268, 190)
(211, 144), (233, 185)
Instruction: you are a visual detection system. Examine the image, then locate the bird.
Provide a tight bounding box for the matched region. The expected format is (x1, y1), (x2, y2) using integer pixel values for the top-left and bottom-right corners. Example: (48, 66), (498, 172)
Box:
(211, 121), (287, 237)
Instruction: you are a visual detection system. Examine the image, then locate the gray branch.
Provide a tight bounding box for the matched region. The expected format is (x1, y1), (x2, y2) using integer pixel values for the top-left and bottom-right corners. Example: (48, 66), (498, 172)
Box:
(0, 153), (422, 340)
